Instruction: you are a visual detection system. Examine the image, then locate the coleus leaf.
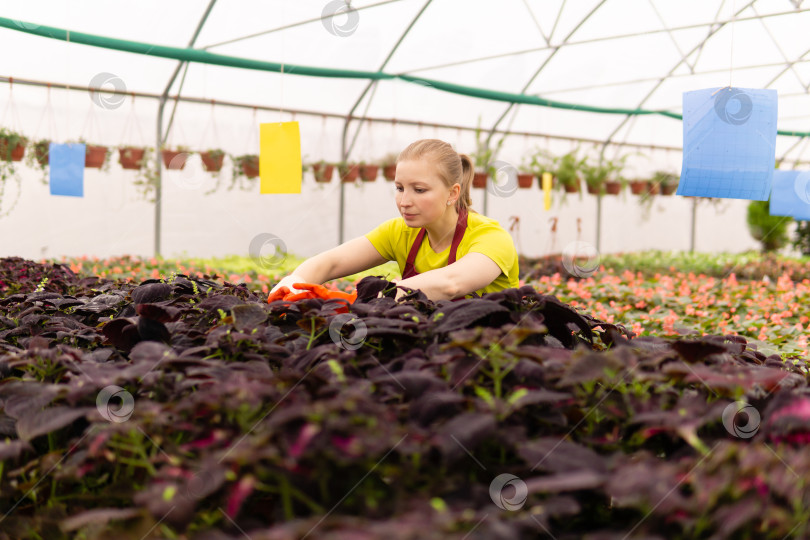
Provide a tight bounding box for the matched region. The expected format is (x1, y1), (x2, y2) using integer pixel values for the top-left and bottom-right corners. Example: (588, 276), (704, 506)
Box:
(60, 508), (142, 533)
(231, 303), (268, 332)
(518, 437), (607, 474)
(433, 299), (510, 334)
(130, 283), (173, 305)
(432, 412), (496, 463)
(16, 406), (91, 442)
(135, 303), (181, 323)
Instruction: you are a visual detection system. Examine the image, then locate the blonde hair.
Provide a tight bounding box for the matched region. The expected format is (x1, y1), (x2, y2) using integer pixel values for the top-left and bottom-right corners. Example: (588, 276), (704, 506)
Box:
(397, 139), (476, 213)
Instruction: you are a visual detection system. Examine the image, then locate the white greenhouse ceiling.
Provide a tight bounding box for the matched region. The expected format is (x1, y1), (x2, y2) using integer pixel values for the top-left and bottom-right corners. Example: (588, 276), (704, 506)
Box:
(2, 0), (810, 163)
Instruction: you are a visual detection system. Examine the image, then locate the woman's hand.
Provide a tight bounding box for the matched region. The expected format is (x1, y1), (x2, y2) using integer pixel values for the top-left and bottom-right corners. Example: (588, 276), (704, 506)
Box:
(376, 278), (409, 300)
(270, 274), (308, 295)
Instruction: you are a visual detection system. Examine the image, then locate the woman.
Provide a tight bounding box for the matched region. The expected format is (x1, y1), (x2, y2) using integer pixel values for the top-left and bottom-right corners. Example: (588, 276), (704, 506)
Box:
(271, 139), (520, 301)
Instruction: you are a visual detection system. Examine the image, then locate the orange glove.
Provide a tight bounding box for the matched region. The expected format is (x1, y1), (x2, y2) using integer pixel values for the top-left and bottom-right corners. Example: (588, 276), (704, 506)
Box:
(267, 282), (357, 306)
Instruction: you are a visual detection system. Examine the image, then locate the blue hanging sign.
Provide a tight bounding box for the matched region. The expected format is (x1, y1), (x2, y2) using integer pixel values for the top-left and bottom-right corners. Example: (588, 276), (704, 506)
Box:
(678, 87), (777, 200)
(770, 169), (810, 220)
(49, 143), (85, 197)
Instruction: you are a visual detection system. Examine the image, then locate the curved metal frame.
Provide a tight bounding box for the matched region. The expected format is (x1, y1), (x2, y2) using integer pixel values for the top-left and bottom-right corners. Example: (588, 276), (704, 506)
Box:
(7, 1), (810, 257)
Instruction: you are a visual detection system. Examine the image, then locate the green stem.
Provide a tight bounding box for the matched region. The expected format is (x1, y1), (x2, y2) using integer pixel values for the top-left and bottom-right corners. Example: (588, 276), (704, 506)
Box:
(280, 474), (293, 520)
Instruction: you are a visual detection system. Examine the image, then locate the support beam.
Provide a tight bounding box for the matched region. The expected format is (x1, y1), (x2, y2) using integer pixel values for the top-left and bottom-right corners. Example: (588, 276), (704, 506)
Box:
(154, 0), (217, 257)
(339, 0), (433, 245)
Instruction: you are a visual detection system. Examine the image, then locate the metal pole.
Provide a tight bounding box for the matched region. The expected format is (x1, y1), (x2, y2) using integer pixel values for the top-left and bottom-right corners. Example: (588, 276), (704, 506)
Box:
(155, 100), (165, 256)
(483, 170), (488, 216)
(339, 114), (347, 246)
(339, 167), (346, 245)
(153, 0), (217, 257)
(596, 195), (602, 252)
(690, 197), (697, 252)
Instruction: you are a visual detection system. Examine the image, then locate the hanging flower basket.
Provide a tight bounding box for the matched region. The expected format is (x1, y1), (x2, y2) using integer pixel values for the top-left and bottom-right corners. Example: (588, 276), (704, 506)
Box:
(200, 150), (225, 173)
(629, 180), (650, 195)
(359, 164), (378, 182)
(161, 149), (188, 170)
(472, 171), (488, 188)
(33, 140), (50, 167)
(312, 162), (334, 183)
(660, 183), (678, 196)
(119, 146), (145, 170)
(240, 155), (260, 179)
(0, 134), (27, 162)
(383, 164), (397, 181)
(85, 145), (109, 169)
(604, 181), (622, 195)
(339, 163), (360, 183)
(560, 178), (580, 193)
(517, 173), (534, 189)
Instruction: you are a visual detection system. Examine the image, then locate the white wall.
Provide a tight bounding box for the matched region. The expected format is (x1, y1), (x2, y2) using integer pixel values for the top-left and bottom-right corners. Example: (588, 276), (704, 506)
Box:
(0, 156), (762, 262)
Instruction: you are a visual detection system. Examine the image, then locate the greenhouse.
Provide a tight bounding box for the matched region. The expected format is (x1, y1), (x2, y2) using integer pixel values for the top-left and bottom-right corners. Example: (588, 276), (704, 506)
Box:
(2, 1), (810, 538)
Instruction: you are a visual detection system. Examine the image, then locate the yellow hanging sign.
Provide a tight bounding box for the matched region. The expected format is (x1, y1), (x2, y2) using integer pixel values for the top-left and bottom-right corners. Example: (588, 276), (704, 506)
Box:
(260, 122), (302, 194)
(542, 172), (553, 210)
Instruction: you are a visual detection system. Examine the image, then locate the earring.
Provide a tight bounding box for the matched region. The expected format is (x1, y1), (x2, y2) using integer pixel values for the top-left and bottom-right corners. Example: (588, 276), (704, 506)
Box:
(447, 201), (452, 206)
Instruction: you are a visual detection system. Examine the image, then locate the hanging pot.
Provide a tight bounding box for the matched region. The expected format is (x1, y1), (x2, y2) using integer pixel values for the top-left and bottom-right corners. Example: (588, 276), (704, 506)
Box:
(383, 164), (397, 181)
(339, 163), (360, 183)
(660, 184), (678, 196)
(34, 141), (50, 166)
(472, 171), (488, 188)
(359, 164), (378, 182)
(241, 156), (260, 178)
(201, 150), (225, 172)
(0, 136), (26, 162)
(604, 181), (622, 195)
(85, 145), (108, 169)
(629, 180), (650, 195)
(161, 149), (188, 170)
(312, 163), (334, 183)
(517, 173), (534, 188)
(119, 147), (145, 170)
(560, 179), (580, 193)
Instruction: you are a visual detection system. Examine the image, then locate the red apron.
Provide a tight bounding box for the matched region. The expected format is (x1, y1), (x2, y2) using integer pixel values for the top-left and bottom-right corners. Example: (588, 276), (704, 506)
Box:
(401, 207), (480, 299)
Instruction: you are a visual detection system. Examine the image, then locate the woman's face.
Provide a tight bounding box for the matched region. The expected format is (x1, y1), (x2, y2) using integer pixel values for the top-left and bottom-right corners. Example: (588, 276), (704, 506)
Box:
(395, 158), (456, 228)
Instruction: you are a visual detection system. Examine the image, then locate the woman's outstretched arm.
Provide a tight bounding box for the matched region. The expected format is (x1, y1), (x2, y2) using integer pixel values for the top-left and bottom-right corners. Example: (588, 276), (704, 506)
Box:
(279, 236), (388, 287)
(394, 252), (502, 301)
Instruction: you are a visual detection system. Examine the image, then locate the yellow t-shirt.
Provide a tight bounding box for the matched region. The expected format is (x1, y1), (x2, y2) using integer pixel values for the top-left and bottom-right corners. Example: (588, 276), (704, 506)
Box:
(364, 210), (520, 297)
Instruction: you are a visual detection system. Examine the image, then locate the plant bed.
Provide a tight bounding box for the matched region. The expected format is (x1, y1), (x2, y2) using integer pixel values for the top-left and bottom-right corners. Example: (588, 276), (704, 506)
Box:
(4, 256), (810, 539)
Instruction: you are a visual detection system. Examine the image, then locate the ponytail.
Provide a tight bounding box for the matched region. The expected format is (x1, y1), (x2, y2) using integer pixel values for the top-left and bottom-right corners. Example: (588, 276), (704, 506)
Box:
(398, 139), (477, 214)
(456, 153), (474, 213)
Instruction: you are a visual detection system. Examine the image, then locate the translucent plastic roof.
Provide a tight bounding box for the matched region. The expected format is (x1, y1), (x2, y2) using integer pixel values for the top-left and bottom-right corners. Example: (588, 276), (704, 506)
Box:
(4, 0), (810, 261)
(3, 0), (810, 165)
